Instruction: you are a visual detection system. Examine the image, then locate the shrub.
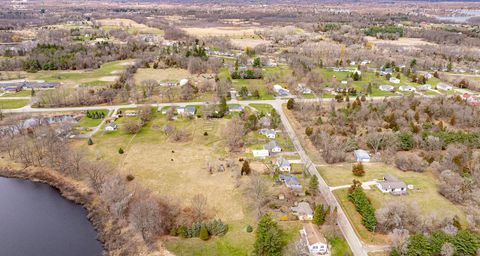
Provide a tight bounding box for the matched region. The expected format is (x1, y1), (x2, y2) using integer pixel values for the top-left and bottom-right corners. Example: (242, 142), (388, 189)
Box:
(287, 98), (295, 109)
(398, 132), (414, 151)
(206, 219), (228, 237)
(246, 225), (253, 233)
(87, 138), (93, 145)
(118, 148), (124, 154)
(394, 152), (428, 172)
(126, 174), (135, 181)
(203, 131), (208, 136)
(305, 127), (313, 136)
(199, 225), (209, 241)
(352, 162), (365, 176)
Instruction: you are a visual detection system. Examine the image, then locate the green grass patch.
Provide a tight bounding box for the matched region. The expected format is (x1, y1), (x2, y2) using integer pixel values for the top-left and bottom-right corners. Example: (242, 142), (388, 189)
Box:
(0, 99), (29, 109)
(0, 90), (32, 97)
(329, 237), (352, 256)
(248, 103), (273, 113)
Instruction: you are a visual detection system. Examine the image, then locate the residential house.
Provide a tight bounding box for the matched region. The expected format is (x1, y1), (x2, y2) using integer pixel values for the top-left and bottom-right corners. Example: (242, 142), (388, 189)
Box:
(279, 175), (302, 190)
(418, 84), (432, 91)
(399, 85), (416, 92)
(389, 77), (400, 84)
(125, 110), (138, 117)
(252, 149), (269, 158)
(380, 67), (394, 76)
(354, 149), (370, 162)
(273, 84), (290, 96)
(228, 105), (244, 112)
(184, 106), (197, 116)
(104, 122), (118, 132)
(264, 140), (282, 153)
(376, 174), (407, 194)
(291, 202), (314, 221)
(341, 80), (348, 85)
(301, 223), (328, 255)
(276, 157), (291, 172)
(260, 128), (276, 139)
(425, 73), (434, 79)
(297, 83), (313, 94)
(379, 84), (395, 92)
(437, 83), (453, 91)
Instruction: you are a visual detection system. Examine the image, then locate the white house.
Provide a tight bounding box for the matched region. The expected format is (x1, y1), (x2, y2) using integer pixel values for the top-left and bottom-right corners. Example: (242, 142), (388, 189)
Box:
(418, 84), (432, 91)
(104, 122), (118, 132)
(179, 79), (189, 87)
(125, 110), (138, 117)
(399, 85), (416, 92)
(354, 149), (370, 162)
(264, 140), (282, 153)
(341, 80), (348, 85)
(389, 77), (400, 84)
(376, 174), (407, 194)
(379, 84), (395, 92)
(437, 83), (453, 91)
(252, 149), (269, 159)
(260, 128), (276, 139)
(291, 202), (314, 221)
(276, 157), (291, 172)
(301, 223), (328, 255)
(273, 84), (290, 96)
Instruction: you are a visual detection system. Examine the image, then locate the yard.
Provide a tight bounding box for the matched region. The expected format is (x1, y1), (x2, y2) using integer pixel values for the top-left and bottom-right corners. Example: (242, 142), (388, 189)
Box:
(133, 68), (191, 84)
(0, 90), (32, 97)
(75, 109), (109, 127)
(0, 99), (30, 109)
(321, 163), (467, 244)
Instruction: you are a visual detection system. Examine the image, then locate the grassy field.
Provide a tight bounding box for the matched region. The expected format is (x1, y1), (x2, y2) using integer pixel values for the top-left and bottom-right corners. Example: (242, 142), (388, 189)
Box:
(133, 68), (191, 84)
(0, 99), (30, 109)
(0, 90), (32, 97)
(329, 237), (352, 256)
(248, 103), (274, 113)
(181, 26), (259, 39)
(97, 18), (164, 35)
(322, 163), (467, 244)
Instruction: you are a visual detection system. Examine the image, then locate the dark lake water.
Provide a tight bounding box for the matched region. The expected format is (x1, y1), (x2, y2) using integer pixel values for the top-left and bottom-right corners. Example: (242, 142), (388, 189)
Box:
(0, 177), (103, 256)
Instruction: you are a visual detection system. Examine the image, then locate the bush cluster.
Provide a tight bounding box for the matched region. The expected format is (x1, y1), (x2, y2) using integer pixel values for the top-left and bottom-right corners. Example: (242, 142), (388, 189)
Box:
(348, 183), (377, 231)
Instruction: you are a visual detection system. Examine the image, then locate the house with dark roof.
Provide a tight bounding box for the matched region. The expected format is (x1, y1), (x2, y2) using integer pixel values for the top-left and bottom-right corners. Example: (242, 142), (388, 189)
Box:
(291, 202), (313, 220)
(264, 140), (281, 153)
(376, 174), (407, 194)
(276, 157), (291, 172)
(279, 175), (302, 190)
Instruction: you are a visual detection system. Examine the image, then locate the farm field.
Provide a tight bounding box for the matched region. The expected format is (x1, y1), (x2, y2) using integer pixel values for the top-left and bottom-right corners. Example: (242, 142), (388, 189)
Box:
(97, 18), (164, 35)
(133, 68), (191, 84)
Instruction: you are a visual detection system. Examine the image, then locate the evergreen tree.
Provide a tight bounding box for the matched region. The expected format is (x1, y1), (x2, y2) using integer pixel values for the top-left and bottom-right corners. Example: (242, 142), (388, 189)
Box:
(407, 234), (432, 256)
(287, 99), (295, 110)
(352, 162), (365, 176)
(453, 230), (480, 256)
(199, 225), (209, 241)
(253, 215), (284, 256)
(87, 138), (93, 145)
(309, 175), (319, 192)
(218, 96), (228, 117)
(270, 109), (280, 129)
(31, 88), (35, 96)
(312, 204), (328, 225)
(118, 148), (124, 154)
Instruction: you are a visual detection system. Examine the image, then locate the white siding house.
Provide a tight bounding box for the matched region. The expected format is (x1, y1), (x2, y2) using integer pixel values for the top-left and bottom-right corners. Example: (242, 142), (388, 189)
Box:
(301, 223), (328, 255)
(354, 149), (371, 162)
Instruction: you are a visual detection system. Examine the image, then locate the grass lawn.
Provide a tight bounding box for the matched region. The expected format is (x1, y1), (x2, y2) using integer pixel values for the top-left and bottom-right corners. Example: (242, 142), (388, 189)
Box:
(133, 68), (190, 84)
(248, 103), (274, 113)
(323, 162), (467, 244)
(76, 109), (109, 127)
(80, 80), (113, 87)
(329, 237), (352, 256)
(1, 90), (32, 97)
(232, 79), (274, 100)
(0, 99), (29, 109)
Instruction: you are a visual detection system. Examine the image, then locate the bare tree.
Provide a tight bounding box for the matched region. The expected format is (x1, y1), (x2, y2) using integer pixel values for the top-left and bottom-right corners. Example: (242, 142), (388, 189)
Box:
(140, 80), (158, 98)
(224, 117), (245, 152)
(191, 194), (208, 222)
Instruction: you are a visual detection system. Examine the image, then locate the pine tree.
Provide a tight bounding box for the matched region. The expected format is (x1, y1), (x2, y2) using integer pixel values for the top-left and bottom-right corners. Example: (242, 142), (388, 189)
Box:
(309, 175), (319, 193)
(87, 138), (93, 145)
(253, 215), (284, 256)
(118, 148), (124, 154)
(312, 204), (328, 225)
(199, 225), (209, 241)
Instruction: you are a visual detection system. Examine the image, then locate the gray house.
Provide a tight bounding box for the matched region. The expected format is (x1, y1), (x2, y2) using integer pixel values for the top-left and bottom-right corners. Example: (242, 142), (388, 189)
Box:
(264, 140), (281, 153)
(376, 174), (407, 194)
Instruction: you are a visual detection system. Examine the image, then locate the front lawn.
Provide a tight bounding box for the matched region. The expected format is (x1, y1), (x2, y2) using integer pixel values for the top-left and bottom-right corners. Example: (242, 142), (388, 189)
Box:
(0, 99), (30, 109)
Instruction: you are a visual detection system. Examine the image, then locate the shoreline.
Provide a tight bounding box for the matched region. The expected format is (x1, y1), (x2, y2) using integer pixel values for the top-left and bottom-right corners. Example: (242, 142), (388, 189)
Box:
(0, 166), (169, 256)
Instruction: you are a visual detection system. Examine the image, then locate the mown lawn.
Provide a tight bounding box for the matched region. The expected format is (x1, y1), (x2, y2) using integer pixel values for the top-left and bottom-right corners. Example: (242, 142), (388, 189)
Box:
(0, 99), (30, 109)
(329, 237), (352, 256)
(248, 103), (274, 113)
(0, 90), (32, 97)
(76, 109), (109, 127)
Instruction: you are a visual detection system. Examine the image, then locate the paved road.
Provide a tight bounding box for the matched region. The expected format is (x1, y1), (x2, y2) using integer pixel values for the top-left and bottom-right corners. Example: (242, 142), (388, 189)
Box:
(0, 95), (404, 255)
(271, 101), (369, 256)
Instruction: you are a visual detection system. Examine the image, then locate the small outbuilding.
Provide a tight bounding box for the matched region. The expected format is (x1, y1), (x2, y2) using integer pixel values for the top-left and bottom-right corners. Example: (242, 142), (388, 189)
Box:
(354, 149), (371, 162)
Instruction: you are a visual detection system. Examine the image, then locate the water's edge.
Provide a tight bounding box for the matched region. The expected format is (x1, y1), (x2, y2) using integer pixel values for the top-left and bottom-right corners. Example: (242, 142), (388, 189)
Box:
(0, 166), (170, 256)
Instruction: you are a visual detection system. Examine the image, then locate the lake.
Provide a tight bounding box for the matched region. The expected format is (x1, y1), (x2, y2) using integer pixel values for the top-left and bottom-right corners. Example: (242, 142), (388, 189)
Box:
(0, 177), (103, 256)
